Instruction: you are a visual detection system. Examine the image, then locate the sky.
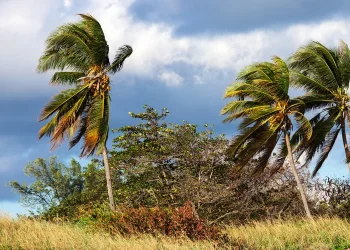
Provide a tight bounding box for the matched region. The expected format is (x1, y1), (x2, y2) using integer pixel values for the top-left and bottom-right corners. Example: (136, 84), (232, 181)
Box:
(1, 0), (350, 216)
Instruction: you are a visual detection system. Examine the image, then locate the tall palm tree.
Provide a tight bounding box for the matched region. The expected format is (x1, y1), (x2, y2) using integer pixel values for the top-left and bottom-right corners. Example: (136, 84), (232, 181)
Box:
(221, 56), (313, 219)
(289, 41), (350, 176)
(37, 14), (133, 211)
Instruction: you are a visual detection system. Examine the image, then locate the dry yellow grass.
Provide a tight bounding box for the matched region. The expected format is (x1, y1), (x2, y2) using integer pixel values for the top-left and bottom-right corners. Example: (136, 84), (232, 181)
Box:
(224, 217), (350, 249)
(1, 216), (350, 250)
(0, 216), (214, 250)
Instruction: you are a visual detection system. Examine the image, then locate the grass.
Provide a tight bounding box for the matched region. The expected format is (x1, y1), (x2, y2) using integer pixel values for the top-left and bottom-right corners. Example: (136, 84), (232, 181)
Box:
(0, 216), (349, 250)
(224, 217), (350, 250)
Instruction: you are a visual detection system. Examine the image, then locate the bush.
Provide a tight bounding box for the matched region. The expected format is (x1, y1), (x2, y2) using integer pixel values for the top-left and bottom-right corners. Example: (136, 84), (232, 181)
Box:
(71, 201), (220, 240)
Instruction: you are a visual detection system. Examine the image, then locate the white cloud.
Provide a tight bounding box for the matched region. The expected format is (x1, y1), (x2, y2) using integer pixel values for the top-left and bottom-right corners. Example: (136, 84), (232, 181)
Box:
(64, 0), (72, 8)
(158, 70), (183, 87)
(88, 0), (350, 86)
(2, 0), (350, 94)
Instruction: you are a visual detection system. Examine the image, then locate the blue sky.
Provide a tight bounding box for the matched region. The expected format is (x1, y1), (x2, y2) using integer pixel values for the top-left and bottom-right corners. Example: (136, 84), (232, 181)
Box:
(1, 0), (350, 216)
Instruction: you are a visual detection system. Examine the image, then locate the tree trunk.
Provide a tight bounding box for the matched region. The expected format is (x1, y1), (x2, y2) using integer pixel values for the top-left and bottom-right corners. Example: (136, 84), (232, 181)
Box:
(340, 115), (350, 172)
(102, 146), (116, 212)
(285, 132), (313, 219)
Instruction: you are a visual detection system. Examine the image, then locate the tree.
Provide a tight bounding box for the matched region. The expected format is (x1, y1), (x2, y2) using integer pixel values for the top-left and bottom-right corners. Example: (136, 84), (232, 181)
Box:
(110, 105), (310, 223)
(289, 41), (350, 176)
(9, 157), (85, 214)
(36, 14), (133, 211)
(221, 56), (313, 219)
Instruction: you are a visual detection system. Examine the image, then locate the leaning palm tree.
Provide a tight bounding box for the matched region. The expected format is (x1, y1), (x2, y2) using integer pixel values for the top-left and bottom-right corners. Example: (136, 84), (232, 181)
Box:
(37, 14), (133, 211)
(289, 41), (350, 176)
(221, 56), (313, 219)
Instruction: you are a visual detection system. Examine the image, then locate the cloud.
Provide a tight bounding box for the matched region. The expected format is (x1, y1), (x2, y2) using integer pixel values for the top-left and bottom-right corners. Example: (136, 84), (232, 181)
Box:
(2, 0), (350, 95)
(158, 70), (183, 87)
(129, 0), (350, 35)
(86, 0), (350, 88)
(64, 0), (72, 8)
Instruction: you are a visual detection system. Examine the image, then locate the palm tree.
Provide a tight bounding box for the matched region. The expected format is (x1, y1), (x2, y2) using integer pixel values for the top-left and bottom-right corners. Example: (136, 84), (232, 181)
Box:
(221, 56), (313, 219)
(37, 14), (133, 211)
(289, 41), (350, 176)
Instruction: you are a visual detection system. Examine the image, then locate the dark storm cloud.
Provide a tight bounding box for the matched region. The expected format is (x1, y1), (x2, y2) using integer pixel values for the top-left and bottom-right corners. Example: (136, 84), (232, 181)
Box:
(130, 0), (350, 35)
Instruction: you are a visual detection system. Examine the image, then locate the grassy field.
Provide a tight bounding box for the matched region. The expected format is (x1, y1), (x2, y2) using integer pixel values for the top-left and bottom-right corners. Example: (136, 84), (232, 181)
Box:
(0, 216), (349, 250)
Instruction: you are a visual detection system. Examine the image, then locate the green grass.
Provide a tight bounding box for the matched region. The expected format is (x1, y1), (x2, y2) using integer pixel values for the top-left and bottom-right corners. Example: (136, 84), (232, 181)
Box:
(0, 216), (349, 249)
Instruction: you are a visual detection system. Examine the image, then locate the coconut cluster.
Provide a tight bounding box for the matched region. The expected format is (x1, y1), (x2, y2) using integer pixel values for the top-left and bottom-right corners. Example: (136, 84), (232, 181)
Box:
(86, 66), (111, 97)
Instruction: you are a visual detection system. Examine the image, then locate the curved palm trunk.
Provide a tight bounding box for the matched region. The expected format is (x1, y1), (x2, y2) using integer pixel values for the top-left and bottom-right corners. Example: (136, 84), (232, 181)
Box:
(285, 132), (313, 219)
(340, 115), (350, 172)
(102, 146), (116, 212)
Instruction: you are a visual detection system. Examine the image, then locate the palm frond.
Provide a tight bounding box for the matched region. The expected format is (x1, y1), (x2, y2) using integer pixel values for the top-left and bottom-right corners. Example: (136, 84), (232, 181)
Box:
(50, 72), (85, 86)
(78, 14), (109, 66)
(233, 121), (282, 170)
(38, 84), (90, 122)
(108, 45), (133, 74)
(289, 70), (332, 95)
(272, 56), (290, 97)
(253, 132), (281, 175)
(312, 127), (340, 176)
(81, 94), (110, 156)
(223, 82), (276, 104)
(293, 111), (313, 141)
(37, 29), (93, 72)
(337, 40), (350, 90)
(289, 41), (339, 91)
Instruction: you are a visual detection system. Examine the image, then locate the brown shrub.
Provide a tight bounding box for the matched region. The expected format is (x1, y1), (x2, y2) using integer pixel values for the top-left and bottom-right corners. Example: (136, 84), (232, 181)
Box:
(72, 201), (221, 241)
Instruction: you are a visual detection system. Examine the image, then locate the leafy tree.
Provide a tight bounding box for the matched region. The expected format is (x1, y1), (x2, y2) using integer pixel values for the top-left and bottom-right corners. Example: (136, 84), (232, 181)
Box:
(110, 105), (232, 212)
(9, 157), (85, 214)
(36, 14), (133, 211)
(221, 56), (313, 219)
(289, 41), (350, 176)
(110, 105), (311, 223)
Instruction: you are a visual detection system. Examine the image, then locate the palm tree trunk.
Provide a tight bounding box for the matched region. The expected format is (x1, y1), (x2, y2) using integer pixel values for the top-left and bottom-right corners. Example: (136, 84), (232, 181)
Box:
(102, 146), (116, 212)
(340, 115), (350, 172)
(285, 132), (313, 219)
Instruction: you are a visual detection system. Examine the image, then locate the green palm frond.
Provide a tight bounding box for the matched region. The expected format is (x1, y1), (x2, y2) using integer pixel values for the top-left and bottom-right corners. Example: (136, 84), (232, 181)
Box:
(253, 132), (280, 175)
(38, 85), (90, 122)
(289, 70), (332, 95)
(294, 109), (340, 166)
(37, 28), (93, 72)
(50, 72), (86, 85)
(272, 56), (290, 97)
(78, 14), (109, 66)
(224, 82), (276, 104)
(233, 121), (283, 171)
(337, 40), (350, 89)
(293, 112), (313, 141)
(297, 94), (334, 111)
(312, 127), (340, 176)
(108, 45), (133, 74)
(289, 43), (338, 90)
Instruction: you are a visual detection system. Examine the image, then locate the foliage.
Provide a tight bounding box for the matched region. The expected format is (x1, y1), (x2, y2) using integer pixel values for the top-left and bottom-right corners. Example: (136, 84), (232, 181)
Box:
(71, 201), (220, 240)
(221, 56), (313, 218)
(9, 157), (85, 214)
(10, 156), (106, 216)
(221, 56), (311, 173)
(37, 14), (132, 156)
(313, 177), (350, 218)
(289, 40), (350, 176)
(110, 105), (232, 213)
